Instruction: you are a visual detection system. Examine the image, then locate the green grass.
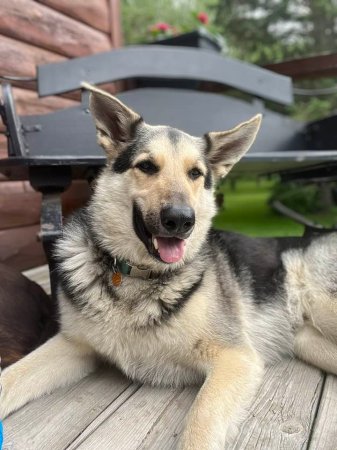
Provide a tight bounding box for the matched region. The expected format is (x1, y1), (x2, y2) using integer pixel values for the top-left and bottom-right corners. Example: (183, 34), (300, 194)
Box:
(212, 178), (337, 237)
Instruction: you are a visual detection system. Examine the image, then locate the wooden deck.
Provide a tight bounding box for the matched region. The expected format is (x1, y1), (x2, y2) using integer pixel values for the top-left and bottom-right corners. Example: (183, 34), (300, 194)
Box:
(3, 266), (337, 450)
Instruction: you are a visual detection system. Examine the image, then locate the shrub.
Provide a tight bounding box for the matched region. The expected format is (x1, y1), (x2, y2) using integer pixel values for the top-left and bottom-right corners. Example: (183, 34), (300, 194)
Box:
(270, 182), (323, 214)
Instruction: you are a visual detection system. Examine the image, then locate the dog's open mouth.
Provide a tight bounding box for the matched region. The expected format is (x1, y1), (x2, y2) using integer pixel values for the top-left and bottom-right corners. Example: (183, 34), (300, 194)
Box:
(152, 236), (186, 263)
(133, 204), (187, 264)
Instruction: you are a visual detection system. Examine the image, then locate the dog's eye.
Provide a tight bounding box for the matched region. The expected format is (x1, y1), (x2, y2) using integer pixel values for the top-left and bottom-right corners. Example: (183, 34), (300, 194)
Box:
(135, 160), (159, 175)
(188, 168), (203, 180)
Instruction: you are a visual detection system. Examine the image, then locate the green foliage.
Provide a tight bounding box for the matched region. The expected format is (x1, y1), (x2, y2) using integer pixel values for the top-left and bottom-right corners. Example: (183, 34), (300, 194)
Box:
(121, 0), (220, 44)
(290, 97), (333, 121)
(270, 181), (322, 214)
(213, 178), (304, 236)
(213, 178), (337, 235)
(291, 76), (337, 120)
(213, 0), (337, 120)
(213, 0), (337, 64)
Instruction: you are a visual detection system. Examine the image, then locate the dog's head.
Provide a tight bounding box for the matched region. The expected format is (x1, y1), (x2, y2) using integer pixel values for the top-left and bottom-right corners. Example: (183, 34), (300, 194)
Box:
(85, 84), (261, 270)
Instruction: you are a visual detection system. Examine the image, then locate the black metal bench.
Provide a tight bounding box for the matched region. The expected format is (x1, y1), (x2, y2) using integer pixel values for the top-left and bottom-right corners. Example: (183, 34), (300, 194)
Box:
(1, 45), (337, 296)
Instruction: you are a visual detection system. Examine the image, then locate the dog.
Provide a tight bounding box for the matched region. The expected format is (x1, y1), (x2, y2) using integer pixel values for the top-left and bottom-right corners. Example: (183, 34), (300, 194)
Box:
(0, 263), (57, 368)
(1, 84), (337, 449)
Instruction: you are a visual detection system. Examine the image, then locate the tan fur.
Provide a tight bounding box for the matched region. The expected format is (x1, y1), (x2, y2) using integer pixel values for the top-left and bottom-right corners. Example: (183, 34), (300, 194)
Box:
(180, 345), (263, 449)
(283, 234), (337, 374)
(131, 132), (208, 215)
(207, 115), (262, 179)
(295, 325), (337, 374)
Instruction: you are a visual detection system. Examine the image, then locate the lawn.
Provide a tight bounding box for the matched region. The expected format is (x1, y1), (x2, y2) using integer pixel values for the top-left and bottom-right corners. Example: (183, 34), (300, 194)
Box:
(213, 178), (337, 237)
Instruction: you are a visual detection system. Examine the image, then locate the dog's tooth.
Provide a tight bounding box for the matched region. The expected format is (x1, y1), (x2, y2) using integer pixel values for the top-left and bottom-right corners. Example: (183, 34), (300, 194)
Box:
(153, 237), (158, 250)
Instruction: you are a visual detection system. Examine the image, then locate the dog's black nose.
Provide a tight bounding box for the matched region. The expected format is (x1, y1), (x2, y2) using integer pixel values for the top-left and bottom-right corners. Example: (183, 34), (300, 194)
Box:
(160, 206), (195, 235)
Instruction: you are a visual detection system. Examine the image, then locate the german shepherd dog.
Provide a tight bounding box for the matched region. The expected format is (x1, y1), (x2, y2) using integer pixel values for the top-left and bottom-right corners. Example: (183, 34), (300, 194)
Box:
(1, 84), (337, 449)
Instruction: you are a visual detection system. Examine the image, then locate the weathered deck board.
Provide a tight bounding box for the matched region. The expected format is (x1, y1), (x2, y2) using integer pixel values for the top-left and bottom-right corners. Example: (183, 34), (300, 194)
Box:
(3, 368), (133, 450)
(308, 374), (337, 450)
(136, 387), (197, 450)
(232, 359), (323, 450)
(70, 384), (191, 450)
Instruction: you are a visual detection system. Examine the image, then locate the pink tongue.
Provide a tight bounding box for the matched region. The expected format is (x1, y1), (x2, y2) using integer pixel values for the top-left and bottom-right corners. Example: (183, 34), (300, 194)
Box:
(156, 237), (185, 263)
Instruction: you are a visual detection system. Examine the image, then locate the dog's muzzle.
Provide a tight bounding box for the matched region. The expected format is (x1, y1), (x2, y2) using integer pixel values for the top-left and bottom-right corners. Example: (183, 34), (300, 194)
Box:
(133, 203), (195, 264)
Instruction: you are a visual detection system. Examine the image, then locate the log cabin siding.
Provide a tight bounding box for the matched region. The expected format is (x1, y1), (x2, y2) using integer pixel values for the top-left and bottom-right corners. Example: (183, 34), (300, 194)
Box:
(38, 0), (111, 34)
(0, 0), (111, 58)
(0, 0), (121, 270)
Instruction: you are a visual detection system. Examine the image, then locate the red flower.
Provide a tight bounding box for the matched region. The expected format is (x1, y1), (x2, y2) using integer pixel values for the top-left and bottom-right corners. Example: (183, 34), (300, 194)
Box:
(197, 12), (209, 25)
(155, 22), (171, 32)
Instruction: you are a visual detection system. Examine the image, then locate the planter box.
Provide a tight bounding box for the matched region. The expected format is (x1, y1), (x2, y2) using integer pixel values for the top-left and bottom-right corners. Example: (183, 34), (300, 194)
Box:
(152, 29), (222, 53)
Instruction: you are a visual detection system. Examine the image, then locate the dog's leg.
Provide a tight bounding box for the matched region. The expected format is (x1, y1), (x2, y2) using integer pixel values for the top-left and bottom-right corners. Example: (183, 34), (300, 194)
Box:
(179, 345), (263, 450)
(295, 324), (337, 375)
(0, 333), (96, 419)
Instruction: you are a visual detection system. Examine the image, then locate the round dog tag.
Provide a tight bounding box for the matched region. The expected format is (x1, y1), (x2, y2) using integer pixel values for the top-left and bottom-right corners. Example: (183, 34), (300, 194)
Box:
(112, 272), (122, 287)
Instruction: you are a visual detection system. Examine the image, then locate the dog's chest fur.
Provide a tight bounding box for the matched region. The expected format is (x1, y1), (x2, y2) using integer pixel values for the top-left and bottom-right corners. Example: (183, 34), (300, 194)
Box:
(58, 280), (212, 386)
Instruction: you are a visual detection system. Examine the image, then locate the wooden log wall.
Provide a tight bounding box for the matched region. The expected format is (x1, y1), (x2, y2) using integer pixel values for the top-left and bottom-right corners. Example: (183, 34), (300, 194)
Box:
(0, 0), (122, 271)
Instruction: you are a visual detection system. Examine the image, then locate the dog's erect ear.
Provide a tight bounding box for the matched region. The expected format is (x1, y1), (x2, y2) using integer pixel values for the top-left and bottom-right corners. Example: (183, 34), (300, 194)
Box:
(205, 114), (262, 179)
(82, 82), (142, 159)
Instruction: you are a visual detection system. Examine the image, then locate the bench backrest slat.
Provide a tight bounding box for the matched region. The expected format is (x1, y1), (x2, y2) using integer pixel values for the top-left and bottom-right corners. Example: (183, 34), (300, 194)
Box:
(37, 46), (293, 105)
